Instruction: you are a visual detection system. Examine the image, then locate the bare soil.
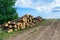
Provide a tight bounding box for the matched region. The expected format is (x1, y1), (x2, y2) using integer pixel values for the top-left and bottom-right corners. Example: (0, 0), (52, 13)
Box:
(5, 20), (60, 40)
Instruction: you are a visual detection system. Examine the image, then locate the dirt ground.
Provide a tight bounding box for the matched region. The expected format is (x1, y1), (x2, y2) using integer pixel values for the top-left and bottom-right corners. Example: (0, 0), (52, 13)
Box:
(6, 20), (60, 40)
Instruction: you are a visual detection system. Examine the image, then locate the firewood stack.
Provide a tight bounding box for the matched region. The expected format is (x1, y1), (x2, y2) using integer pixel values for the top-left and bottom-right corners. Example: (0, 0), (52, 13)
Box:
(2, 14), (43, 33)
(33, 16), (42, 23)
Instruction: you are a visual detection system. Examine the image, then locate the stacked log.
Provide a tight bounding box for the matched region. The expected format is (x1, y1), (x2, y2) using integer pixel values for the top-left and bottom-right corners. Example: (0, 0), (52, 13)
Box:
(33, 16), (42, 24)
(2, 14), (43, 33)
(3, 21), (18, 33)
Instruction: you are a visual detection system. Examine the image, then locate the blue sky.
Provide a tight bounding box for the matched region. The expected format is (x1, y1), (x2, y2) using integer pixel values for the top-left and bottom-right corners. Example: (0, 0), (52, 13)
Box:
(15, 0), (60, 19)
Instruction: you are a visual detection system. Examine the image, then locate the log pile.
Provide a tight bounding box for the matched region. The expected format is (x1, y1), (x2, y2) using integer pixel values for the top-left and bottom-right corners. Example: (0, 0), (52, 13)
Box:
(2, 14), (42, 33)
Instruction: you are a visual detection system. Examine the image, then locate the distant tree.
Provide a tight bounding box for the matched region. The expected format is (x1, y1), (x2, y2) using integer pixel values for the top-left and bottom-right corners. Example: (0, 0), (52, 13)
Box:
(0, 0), (18, 24)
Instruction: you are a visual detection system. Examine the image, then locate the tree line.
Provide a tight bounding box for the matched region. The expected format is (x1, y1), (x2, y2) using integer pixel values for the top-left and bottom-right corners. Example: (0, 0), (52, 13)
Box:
(0, 0), (18, 24)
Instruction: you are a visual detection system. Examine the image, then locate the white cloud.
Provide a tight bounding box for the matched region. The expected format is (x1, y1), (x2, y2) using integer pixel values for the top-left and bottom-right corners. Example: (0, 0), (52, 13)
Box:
(15, 0), (60, 12)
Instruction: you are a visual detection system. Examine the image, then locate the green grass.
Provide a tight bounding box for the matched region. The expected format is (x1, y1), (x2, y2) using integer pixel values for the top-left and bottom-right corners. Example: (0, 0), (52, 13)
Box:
(0, 28), (23, 40)
(37, 19), (53, 26)
(0, 28), (15, 40)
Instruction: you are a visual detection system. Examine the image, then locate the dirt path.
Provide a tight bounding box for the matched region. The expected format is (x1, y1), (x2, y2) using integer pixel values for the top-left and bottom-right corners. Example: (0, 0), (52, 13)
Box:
(6, 20), (60, 40)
